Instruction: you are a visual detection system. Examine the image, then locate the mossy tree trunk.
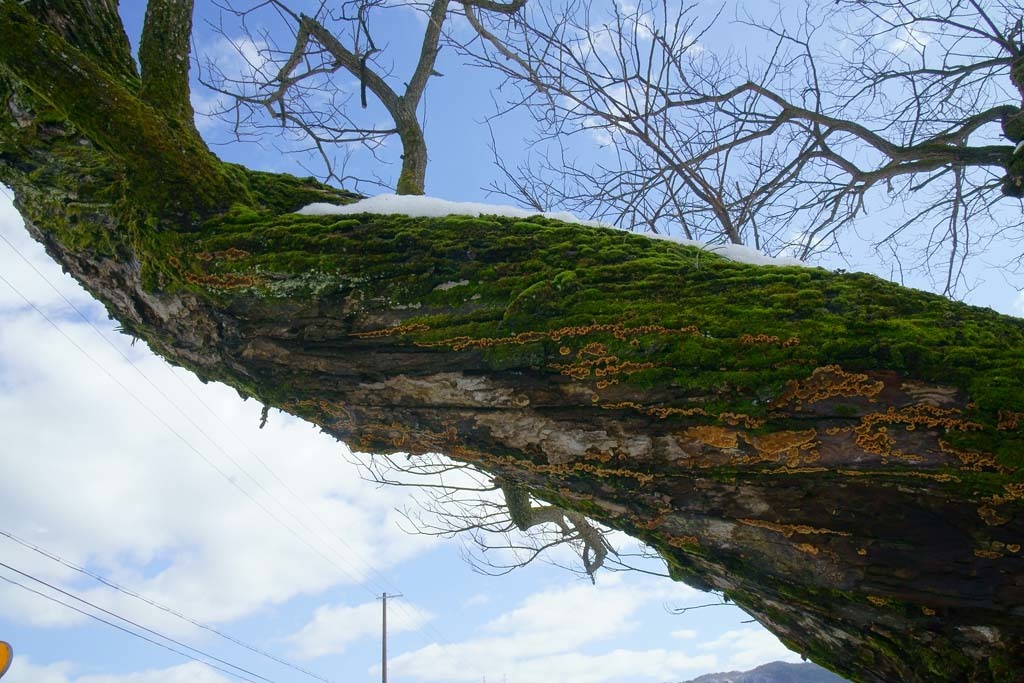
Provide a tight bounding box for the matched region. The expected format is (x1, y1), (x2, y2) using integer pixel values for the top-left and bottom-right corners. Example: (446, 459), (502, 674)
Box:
(1, 3), (1023, 681)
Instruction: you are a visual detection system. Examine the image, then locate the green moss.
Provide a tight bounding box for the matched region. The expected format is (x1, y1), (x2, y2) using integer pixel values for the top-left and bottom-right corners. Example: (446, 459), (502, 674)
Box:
(153, 210), (1024, 444)
(0, 3), (246, 220)
(238, 167), (360, 213)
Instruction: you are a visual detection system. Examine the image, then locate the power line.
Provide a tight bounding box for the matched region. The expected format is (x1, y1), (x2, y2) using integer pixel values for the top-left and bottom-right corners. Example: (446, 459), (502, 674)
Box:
(0, 270), (382, 596)
(0, 232), (393, 590)
(0, 561), (276, 683)
(0, 236), (434, 618)
(0, 233), (400, 596)
(0, 568), (268, 683)
(0, 528), (337, 683)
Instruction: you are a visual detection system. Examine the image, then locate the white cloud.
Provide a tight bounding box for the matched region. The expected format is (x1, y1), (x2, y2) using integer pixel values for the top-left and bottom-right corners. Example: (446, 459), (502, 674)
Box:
(4, 658), (231, 683)
(0, 192), (436, 638)
(461, 592), (490, 607)
(283, 598), (433, 660)
(1012, 290), (1024, 316)
(699, 628), (802, 671)
(886, 24), (930, 54)
(387, 573), (798, 683)
(388, 575), (713, 683)
(4, 657), (75, 683)
(483, 577), (651, 654)
(202, 36), (270, 81)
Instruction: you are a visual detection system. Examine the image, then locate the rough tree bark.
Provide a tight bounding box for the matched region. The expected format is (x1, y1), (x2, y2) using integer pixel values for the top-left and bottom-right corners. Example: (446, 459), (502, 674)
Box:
(1, 2), (1023, 681)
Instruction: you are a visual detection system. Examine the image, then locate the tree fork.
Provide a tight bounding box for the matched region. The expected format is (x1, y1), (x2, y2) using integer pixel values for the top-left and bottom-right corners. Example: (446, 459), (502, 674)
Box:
(0, 1), (243, 220)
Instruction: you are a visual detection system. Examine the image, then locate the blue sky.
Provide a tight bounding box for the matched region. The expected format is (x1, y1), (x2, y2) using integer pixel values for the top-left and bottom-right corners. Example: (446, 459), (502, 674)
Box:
(1, 2), (1022, 683)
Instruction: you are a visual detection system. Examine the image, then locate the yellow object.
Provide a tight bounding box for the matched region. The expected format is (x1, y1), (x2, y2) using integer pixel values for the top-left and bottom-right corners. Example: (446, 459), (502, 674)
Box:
(0, 641), (11, 679)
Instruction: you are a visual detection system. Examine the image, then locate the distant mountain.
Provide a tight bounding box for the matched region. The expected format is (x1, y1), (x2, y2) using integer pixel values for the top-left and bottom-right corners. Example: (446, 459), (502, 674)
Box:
(676, 661), (849, 683)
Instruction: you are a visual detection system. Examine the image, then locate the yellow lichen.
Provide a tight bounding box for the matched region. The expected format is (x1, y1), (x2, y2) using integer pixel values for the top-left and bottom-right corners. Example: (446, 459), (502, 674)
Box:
(719, 412), (765, 428)
(666, 535), (700, 549)
(194, 246), (250, 261)
(766, 466), (829, 475)
(683, 425), (740, 449)
(977, 505), (1012, 526)
(415, 322), (701, 351)
(997, 410), (1024, 430)
(736, 333), (800, 348)
(742, 429), (819, 467)
(740, 333), (780, 345)
(837, 469), (961, 482)
(853, 405), (984, 464)
(351, 322), (431, 339)
(986, 483), (1024, 505)
(600, 402), (766, 429)
(643, 405), (711, 419)
(736, 518), (852, 538)
(939, 439), (1002, 472)
(773, 365), (885, 409)
(549, 355), (655, 381)
(854, 424), (898, 459)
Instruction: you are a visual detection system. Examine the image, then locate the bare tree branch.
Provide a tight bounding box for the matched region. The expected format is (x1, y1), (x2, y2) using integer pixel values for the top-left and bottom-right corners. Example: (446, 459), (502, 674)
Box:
(198, 0), (529, 194)
(453, 0), (1024, 290)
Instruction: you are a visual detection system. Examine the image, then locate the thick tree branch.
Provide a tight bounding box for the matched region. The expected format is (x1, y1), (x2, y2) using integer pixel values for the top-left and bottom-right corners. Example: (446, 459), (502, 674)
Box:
(4, 3), (1024, 680)
(405, 0), (451, 107)
(297, 14), (402, 114)
(22, 0), (138, 84)
(139, 0), (196, 123)
(500, 479), (610, 581)
(296, 12), (427, 193)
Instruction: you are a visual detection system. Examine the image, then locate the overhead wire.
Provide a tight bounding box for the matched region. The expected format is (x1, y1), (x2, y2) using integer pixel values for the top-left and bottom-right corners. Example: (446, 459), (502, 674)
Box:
(0, 270), (376, 593)
(0, 231), (401, 596)
(0, 231), (395, 595)
(0, 567), (269, 683)
(0, 528), (337, 683)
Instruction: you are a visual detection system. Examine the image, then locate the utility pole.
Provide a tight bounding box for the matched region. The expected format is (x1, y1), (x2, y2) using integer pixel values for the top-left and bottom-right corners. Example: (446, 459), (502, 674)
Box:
(379, 592), (402, 683)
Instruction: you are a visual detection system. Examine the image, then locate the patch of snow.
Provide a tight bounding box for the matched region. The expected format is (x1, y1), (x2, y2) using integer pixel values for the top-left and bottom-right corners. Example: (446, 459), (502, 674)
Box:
(644, 232), (808, 267)
(298, 194), (810, 268)
(297, 193), (607, 227)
